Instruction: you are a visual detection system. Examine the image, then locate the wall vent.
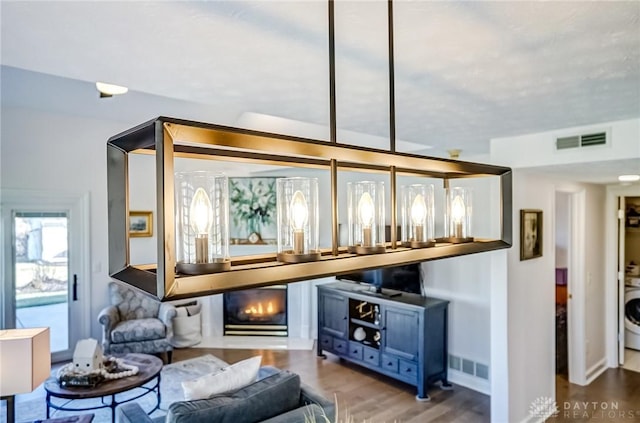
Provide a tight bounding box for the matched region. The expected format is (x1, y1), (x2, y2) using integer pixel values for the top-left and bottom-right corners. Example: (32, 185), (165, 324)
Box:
(449, 353), (489, 380)
(556, 132), (607, 150)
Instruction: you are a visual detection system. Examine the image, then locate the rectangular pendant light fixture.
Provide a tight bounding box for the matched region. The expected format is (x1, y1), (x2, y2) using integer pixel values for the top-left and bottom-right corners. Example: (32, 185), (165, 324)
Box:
(107, 118), (512, 301)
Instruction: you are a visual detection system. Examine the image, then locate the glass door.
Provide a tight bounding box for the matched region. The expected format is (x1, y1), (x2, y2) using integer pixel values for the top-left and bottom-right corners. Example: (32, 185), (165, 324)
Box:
(2, 190), (89, 362)
(13, 212), (71, 354)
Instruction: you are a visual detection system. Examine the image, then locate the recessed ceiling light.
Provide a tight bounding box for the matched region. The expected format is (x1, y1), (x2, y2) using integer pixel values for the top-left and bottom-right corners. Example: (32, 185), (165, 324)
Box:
(618, 174), (640, 182)
(96, 82), (128, 98)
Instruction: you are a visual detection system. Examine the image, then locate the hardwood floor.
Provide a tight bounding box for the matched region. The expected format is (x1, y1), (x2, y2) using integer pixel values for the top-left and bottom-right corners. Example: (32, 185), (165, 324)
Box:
(551, 369), (640, 422)
(174, 347), (490, 423)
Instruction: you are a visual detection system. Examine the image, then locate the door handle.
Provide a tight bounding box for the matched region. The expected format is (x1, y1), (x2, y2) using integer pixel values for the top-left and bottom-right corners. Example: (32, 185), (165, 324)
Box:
(73, 274), (78, 301)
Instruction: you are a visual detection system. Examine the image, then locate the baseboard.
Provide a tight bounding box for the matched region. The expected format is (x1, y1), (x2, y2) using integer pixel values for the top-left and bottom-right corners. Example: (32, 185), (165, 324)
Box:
(585, 357), (608, 384)
(447, 368), (490, 395)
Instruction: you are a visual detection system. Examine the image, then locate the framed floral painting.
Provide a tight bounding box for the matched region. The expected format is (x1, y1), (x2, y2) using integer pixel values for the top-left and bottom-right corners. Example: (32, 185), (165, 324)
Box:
(229, 177), (278, 244)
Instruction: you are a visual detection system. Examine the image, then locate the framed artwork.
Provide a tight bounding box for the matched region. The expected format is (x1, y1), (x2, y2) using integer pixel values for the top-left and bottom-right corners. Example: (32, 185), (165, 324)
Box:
(229, 177), (278, 244)
(129, 211), (153, 237)
(520, 209), (542, 260)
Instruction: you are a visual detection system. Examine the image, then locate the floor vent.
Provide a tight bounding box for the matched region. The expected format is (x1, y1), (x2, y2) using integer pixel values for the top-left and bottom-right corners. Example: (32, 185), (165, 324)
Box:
(556, 132), (607, 150)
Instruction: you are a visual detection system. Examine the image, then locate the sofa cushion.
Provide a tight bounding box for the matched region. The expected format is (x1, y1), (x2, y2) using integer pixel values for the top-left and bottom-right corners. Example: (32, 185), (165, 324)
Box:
(110, 318), (165, 343)
(166, 369), (302, 423)
(182, 355), (262, 400)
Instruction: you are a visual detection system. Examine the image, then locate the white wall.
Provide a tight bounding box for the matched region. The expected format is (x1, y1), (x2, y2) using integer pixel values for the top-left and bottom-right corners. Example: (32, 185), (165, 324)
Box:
(506, 170), (556, 423)
(1, 106), (129, 338)
(491, 118), (640, 169)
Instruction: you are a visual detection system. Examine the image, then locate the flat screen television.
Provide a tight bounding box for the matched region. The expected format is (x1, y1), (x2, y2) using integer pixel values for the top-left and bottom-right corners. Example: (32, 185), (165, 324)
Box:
(338, 263), (424, 297)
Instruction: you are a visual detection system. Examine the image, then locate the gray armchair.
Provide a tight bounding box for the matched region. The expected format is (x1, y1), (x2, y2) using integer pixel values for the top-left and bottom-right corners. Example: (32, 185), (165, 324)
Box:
(98, 281), (177, 363)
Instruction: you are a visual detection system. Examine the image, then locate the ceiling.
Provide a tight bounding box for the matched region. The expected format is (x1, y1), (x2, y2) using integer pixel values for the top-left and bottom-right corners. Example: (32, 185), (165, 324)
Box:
(1, 1), (639, 183)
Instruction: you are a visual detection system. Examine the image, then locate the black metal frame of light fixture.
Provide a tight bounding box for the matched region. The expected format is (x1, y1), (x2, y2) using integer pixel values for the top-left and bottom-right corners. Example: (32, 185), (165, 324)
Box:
(107, 0), (512, 301)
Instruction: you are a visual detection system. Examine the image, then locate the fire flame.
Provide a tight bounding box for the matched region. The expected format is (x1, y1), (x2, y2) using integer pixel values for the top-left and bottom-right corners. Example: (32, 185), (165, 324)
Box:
(245, 301), (275, 315)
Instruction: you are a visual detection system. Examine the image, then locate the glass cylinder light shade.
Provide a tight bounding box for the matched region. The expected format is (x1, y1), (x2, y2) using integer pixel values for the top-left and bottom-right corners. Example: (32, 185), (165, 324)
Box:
(401, 184), (435, 248)
(175, 171), (230, 274)
(347, 181), (386, 254)
(445, 187), (473, 243)
(276, 177), (320, 263)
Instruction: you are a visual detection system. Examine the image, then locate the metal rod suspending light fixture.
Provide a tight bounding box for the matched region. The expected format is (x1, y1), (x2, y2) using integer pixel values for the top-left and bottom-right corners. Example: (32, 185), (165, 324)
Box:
(276, 177), (321, 263)
(175, 171), (230, 274)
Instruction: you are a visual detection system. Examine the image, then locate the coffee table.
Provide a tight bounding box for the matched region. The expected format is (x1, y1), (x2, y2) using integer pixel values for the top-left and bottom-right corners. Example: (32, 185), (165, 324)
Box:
(44, 353), (163, 423)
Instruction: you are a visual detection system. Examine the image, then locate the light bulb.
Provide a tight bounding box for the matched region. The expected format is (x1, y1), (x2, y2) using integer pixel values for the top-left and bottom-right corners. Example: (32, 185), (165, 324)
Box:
(410, 194), (426, 225)
(451, 195), (466, 223)
(289, 190), (308, 254)
(358, 192), (375, 228)
(289, 190), (308, 231)
(190, 187), (213, 235)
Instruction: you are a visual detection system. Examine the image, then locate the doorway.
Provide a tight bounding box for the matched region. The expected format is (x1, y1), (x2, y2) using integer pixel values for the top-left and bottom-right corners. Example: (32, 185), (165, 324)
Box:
(1, 190), (90, 362)
(621, 196), (640, 373)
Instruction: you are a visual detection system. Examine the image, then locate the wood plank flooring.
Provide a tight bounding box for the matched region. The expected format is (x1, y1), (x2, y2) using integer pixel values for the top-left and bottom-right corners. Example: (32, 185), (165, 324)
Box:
(551, 369), (640, 422)
(174, 347), (490, 423)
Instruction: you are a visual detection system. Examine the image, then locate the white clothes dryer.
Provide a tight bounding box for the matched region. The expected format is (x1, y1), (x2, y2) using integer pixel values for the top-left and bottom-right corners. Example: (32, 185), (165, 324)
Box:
(624, 282), (640, 350)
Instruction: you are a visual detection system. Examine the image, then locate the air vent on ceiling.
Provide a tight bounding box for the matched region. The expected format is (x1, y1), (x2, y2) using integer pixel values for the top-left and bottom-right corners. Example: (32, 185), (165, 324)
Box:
(556, 132), (607, 150)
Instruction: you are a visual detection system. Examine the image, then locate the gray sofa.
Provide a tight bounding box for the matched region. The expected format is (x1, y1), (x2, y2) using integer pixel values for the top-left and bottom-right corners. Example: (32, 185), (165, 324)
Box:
(117, 366), (335, 423)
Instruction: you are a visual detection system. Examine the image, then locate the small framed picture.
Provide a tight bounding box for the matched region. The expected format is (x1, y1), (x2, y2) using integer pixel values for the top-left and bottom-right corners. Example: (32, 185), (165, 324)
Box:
(129, 211), (153, 237)
(520, 209), (542, 260)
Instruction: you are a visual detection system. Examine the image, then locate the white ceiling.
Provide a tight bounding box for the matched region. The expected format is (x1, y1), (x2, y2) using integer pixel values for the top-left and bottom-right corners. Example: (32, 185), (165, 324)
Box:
(1, 1), (639, 183)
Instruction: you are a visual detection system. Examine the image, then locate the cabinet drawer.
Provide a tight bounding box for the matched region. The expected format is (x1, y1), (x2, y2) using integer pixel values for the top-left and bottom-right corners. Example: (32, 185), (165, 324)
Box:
(399, 360), (418, 383)
(348, 342), (363, 360)
(363, 346), (379, 366)
(319, 334), (333, 350)
(333, 338), (348, 354)
(381, 354), (398, 373)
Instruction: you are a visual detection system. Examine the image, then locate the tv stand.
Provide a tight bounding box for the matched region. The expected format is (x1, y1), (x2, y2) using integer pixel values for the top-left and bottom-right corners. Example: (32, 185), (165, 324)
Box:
(317, 281), (450, 400)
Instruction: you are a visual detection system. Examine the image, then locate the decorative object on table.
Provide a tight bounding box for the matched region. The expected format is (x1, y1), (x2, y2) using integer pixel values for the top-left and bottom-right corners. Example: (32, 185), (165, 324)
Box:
(229, 177), (278, 244)
(73, 338), (103, 371)
(347, 181), (386, 254)
(353, 327), (366, 342)
(276, 177), (321, 263)
(97, 281), (176, 363)
(0, 327), (50, 423)
(444, 187), (473, 243)
(57, 340), (140, 387)
(401, 183), (435, 248)
(129, 211), (152, 237)
(175, 172), (230, 274)
(520, 209), (543, 260)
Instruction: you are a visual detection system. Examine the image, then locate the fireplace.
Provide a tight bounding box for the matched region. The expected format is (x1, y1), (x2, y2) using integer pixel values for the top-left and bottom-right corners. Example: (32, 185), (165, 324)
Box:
(223, 285), (288, 336)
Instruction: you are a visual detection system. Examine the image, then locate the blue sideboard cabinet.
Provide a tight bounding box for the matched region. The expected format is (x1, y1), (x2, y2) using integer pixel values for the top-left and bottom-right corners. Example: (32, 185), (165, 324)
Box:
(317, 281), (450, 401)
